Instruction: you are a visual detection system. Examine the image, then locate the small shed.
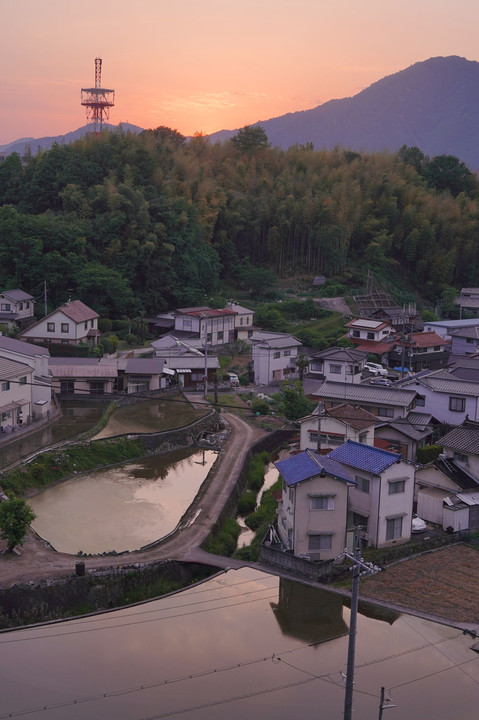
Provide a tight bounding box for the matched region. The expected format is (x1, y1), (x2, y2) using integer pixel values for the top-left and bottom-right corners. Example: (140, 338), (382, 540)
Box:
(312, 276), (326, 287)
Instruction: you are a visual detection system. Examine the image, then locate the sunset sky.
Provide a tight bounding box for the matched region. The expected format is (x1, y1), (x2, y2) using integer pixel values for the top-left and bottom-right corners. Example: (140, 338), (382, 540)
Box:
(2, 0), (479, 146)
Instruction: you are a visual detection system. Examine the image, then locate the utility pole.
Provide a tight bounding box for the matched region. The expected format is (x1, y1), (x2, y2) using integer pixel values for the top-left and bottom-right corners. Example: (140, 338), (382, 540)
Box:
(203, 327), (208, 400)
(378, 686), (396, 719)
(316, 401), (324, 454)
(43, 280), (47, 317)
(340, 527), (382, 720)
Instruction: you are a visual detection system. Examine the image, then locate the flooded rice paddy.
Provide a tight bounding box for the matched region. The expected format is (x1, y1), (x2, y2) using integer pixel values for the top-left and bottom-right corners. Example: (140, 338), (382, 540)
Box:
(1, 567), (477, 720)
(29, 448), (216, 554)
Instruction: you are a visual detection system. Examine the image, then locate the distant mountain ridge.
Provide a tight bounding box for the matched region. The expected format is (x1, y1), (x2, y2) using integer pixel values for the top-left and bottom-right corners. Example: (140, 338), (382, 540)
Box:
(0, 123), (144, 156)
(208, 56), (479, 170)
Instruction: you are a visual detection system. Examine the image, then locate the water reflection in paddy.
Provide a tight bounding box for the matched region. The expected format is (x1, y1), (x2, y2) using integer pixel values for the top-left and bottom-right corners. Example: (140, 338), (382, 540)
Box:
(1, 568), (477, 720)
(29, 448), (216, 554)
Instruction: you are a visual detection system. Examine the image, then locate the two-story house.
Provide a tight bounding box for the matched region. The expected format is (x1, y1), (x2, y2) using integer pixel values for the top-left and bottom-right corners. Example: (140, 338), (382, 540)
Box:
(0, 356), (34, 433)
(313, 380), (418, 420)
(400, 370), (479, 425)
(251, 331), (302, 385)
(299, 403), (377, 452)
(225, 302), (255, 342)
(19, 300), (100, 347)
(173, 307), (236, 346)
(0, 335), (51, 416)
(449, 326), (479, 356)
(0, 289), (35, 330)
(307, 347), (367, 384)
(274, 449), (356, 561)
(345, 318), (395, 359)
(388, 331), (449, 373)
(328, 440), (416, 547)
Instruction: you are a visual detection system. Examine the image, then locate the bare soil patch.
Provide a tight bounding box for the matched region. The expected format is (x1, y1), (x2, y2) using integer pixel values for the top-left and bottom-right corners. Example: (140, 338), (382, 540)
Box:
(313, 296), (352, 315)
(360, 544), (479, 623)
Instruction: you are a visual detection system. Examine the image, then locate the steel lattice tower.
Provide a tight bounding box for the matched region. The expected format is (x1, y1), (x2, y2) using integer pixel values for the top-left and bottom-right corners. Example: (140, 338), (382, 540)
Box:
(81, 58), (115, 134)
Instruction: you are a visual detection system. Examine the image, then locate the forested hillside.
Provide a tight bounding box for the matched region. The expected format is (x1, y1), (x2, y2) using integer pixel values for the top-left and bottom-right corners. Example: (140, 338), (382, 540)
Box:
(0, 126), (478, 318)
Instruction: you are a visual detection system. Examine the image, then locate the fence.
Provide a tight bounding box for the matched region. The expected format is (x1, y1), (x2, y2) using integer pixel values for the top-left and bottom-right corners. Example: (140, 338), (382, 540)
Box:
(260, 545), (334, 582)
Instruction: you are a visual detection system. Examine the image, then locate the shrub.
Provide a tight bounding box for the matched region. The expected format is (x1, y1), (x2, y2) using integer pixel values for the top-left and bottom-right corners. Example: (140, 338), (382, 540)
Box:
(247, 451), (270, 492)
(416, 444), (443, 465)
(251, 397), (270, 416)
(237, 490), (257, 516)
(98, 318), (113, 333)
(202, 517), (241, 556)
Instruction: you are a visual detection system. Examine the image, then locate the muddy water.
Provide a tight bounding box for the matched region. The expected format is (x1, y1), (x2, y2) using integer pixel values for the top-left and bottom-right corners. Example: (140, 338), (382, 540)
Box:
(29, 448), (216, 554)
(1, 567), (477, 720)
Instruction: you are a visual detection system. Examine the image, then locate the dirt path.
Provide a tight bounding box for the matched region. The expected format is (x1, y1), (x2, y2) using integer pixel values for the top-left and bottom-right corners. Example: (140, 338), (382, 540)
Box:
(0, 412), (266, 589)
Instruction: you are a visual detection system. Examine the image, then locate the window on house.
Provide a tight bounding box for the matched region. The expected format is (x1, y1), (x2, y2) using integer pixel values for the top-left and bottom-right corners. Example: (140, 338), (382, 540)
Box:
(449, 396), (466, 412)
(352, 330), (360, 338)
(206, 333), (212, 343)
(388, 480), (405, 495)
(288, 486), (294, 502)
(308, 430), (318, 442)
(308, 534), (332, 551)
(329, 364), (341, 374)
(309, 495), (335, 510)
(19, 376), (27, 385)
(60, 381), (74, 393)
(377, 407), (394, 418)
(358, 433), (367, 444)
(416, 395), (425, 407)
(454, 452), (468, 463)
(61, 323), (69, 333)
(18, 302), (23, 310)
(91, 319), (94, 327)
(183, 319), (192, 330)
(466, 338), (474, 344)
(25, 302), (30, 308)
(89, 381), (105, 395)
(367, 332), (375, 340)
(284, 350), (291, 357)
(434, 346), (441, 351)
(320, 433), (344, 445)
(273, 351), (281, 359)
(386, 516), (403, 540)
(47, 322), (55, 332)
(1, 381), (10, 391)
(356, 475), (370, 493)
(84, 322), (88, 330)
(1, 303), (11, 311)
(217, 331), (223, 341)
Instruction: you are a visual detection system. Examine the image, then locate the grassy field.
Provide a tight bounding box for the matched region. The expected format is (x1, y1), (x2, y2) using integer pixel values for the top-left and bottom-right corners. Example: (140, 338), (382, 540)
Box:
(360, 544), (479, 623)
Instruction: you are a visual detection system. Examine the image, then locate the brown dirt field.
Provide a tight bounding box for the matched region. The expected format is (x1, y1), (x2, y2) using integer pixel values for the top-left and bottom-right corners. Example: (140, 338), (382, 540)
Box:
(360, 544), (479, 623)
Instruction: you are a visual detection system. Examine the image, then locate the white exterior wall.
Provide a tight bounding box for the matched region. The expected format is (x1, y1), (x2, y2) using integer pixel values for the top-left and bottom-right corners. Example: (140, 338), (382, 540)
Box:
(277, 475), (350, 562)
(0, 369), (33, 430)
(299, 415), (374, 452)
(417, 487), (448, 524)
(443, 505), (469, 532)
(413, 385), (479, 424)
(252, 345), (298, 385)
(310, 359), (363, 383)
(21, 311), (98, 345)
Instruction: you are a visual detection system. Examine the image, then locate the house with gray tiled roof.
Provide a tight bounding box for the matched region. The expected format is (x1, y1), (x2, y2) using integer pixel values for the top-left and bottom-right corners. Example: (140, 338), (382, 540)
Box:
(312, 380), (418, 420)
(0, 334), (51, 416)
(19, 300), (100, 347)
(401, 369), (479, 424)
(449, 325), (479, 356)
(328, 440), (416, 547)
(251, 331), (302, 385)
(0, 289), (35, 329)
(307, 346), (367, 384)
(274, 449), (356, 561)
(374, 412), (437, 461)
(299, 403), (377, 452)
(0, 356), (33, 434)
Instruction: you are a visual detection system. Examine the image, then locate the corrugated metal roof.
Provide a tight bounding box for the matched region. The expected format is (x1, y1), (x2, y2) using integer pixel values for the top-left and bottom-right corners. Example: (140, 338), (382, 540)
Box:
(275, 449), (355, 487)
(328, 440), (402, 474)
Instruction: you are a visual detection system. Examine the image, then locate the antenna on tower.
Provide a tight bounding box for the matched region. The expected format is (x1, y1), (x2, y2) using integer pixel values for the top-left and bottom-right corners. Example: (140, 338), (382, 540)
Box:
(81, 58), (115, 134)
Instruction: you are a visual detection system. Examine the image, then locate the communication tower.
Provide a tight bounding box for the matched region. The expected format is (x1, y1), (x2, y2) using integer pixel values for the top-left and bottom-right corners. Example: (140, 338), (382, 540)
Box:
(81, 58), (115, 134)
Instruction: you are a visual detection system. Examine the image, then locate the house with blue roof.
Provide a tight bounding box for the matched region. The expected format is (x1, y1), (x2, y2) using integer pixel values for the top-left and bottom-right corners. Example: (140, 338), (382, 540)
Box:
(328, 440), (416, 548)
(274, 449), (356, 562)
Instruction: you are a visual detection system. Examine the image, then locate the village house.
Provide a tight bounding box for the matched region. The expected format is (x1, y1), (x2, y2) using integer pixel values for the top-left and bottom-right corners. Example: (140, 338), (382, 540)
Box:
(0, 289), (35, 330)
(0, 334), (51, 416)
(415, 419), (479, 528)
(328, 440), (416, 548)
(388, 331), (449, 373)
(312, 380), (418, 420)
(173, 306), (236, 346)
(19, 300), (100, 347)
(274, 449), (356, 562)
(449, 325), (479, 356)
(49, 358), (117, 396)
(400, 370), (479, 425)
(0, 356), (34, 434)
(422, 318), (479, 341)
(374, 411), (436, 461)
(455, 287), (479, 317)
(299, 403), (377, 453)
(345, 318), (394, 345)
(251, 331), (302, 385)
(225, 301), (255, 342)
(307, 346), (367, 384)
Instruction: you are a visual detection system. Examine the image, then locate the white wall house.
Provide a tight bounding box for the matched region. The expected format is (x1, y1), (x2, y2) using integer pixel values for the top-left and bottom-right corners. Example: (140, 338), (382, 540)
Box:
(328, 440), (416, 548)
(173, 307), (236, 346)
(251, 331), (302, 385)
(401, 370), (479, 424)
(0, 335), (51, 415)
(299, 403), (376, 452)
(0, 289), (35, 329)
(19, 300), (100, 346)
(345, 318), (394, 343)
(0, 356), (33, 433)
(308, 346), (367, 384)
(313, 381), (418, 420)
(275, 449), (356, 562)
(225, 302), (255, 342)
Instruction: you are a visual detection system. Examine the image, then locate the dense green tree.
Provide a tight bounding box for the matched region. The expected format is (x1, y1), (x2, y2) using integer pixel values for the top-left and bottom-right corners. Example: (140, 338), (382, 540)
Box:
(231, 125), (269, 153)
(0, 497), (36, 552)
(276, 380), (316, 421)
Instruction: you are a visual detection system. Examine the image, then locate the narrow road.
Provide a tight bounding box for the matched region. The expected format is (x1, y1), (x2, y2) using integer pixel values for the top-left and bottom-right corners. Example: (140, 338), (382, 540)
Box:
(0, 412), (266, 589)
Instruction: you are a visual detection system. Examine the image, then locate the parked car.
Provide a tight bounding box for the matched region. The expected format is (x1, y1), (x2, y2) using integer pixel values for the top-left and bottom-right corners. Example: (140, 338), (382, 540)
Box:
(364, 361), (388, 376)
(369, 377), (391, 386)
(227, 372), (240, 387)
(412, 514), (427, 533)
